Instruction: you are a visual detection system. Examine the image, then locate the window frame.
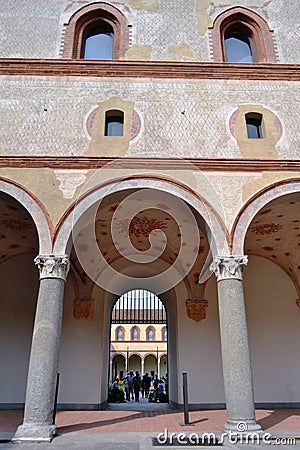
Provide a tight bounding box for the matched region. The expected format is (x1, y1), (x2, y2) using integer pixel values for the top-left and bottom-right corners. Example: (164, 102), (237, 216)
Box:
(245, 112), (263, 139)
(210, 6), (277, 64)
(82, 24), (114, 60)
(105, 109), (124, 136)
(61, 3), (130, 60)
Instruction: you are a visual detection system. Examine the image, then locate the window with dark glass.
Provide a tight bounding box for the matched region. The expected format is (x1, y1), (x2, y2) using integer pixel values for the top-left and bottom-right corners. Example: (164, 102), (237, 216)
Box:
(117, 328), (123, 341)
(147, 329), (154, 341)
(132, 327), (138, 341)
(245, 113), (263, 139)
(225, 30), (253, 63)
(105, 110), (124, 136)
(83, 26), (114, 60)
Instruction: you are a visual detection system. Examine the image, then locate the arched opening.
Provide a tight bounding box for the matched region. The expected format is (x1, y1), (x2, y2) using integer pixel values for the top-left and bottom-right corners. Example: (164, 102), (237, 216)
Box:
(56, 179), (225, 411)
(225, 28), (253, 63)
(105, 110), (124, 136)
(109, 289), (168, 405)
(240, 189), (300, 406)
(245, 112), (263, 138)
(0, 191), (39, 408)
(83, 25), (114, 60)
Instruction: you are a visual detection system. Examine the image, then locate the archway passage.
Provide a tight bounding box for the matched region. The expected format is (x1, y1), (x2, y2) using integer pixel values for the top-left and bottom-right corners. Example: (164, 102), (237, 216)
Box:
(0, 192), (39, 408)
(57, 184), (223, 411)
(243, 191), (300, 406)
(109, 289), (168, 407)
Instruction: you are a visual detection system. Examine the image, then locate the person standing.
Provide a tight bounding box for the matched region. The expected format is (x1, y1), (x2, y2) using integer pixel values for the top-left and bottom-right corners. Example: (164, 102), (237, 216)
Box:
(133, 371), (142, 402)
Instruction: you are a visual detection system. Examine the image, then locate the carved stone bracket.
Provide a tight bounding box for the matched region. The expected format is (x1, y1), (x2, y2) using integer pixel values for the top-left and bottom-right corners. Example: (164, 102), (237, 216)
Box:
(34, 255), (70, 281)
(210, 255), (248, 282)
(186, 299), (208, 322)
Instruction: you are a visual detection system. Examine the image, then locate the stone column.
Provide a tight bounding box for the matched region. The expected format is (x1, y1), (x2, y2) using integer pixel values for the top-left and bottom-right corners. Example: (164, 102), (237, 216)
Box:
(13, 255), (70, 443)
(210, 256), (261, 433)
(110, 359), (113, 381)
(141, 358), (145, 376)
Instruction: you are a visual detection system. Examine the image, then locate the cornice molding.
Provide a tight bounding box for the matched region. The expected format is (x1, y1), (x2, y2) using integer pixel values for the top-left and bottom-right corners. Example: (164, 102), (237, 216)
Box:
(0, 156), (299, 172)
(0, 59), (299, 81)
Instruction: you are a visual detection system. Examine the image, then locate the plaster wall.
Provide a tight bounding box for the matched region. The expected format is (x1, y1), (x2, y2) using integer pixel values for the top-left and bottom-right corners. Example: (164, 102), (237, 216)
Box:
(0, 78), (298, 160)
(0, 253), (38, 405)
(175, 275), (225, 406)
(0, 1), (299, 63)
(58, 280), (104, 406)
(245, 255), (300, 405)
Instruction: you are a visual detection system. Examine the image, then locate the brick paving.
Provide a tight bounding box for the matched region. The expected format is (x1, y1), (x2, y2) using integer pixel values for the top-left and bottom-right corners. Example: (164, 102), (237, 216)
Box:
(1, 407), (299, 436)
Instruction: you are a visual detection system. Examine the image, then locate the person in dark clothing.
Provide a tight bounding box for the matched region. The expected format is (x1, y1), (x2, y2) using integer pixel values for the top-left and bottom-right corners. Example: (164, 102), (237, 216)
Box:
(133, 371), (142, 402)
(110, 378), (125, 403)
(143, 372), (151, 398)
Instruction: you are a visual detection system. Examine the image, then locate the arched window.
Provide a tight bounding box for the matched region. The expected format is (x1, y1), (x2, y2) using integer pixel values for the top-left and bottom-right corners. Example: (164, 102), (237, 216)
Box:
(83, 26), (114, 60)
(117, 327), (123, 341)
(163, 327), (167, 341)
(225, 29), (253, 63)
(245, 113), (263, 139)
(105, 110), (124, 136)
(61, 3), (130, 60)
(132, 327), (139, 341)
(147, 328), (154, 341)
(210, 7), (277, 63)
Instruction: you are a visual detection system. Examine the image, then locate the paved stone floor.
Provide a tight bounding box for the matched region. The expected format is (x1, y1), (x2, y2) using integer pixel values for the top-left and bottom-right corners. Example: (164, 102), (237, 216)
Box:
(1, 400), (299, 449)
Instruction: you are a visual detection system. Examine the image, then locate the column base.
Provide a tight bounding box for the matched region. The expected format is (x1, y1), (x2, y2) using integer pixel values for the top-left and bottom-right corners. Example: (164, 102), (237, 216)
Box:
(223, 419), (262, 434)
(12, 423), (57, 443)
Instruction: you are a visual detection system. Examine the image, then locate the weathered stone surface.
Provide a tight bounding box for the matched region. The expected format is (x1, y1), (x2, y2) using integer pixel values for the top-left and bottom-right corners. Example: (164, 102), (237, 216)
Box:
(211, 256), (261, 432)
(0, 0), (299, 63)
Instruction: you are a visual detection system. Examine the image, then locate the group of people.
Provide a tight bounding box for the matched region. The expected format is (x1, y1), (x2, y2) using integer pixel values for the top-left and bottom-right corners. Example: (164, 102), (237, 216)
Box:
(109, 371), (168, 403)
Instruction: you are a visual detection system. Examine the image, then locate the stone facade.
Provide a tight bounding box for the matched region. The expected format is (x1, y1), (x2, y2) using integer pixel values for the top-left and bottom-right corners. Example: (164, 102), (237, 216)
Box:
(0, 0), (299, 443)
(0, 1), (299, 63)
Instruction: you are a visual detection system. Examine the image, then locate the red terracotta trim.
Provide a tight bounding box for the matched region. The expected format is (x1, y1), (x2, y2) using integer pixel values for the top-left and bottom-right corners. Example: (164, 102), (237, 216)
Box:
(61, 2), (130, 59)
(0, 156), (299, 172)
(0, 59), (299, 81)
(0, 175), (53, 238)
(230, 177), (300, 246)
(210, 6), (277, 63)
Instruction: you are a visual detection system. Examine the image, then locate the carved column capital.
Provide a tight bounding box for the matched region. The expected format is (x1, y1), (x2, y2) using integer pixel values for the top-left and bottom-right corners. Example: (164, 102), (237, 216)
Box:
(34, 255), (70, 281)
(210, 256), (248, 281)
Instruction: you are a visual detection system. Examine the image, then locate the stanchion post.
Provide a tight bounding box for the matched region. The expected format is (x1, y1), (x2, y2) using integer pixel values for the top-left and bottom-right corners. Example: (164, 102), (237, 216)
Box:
(182, 372), (189, 425)
(52, 373), (60, 425)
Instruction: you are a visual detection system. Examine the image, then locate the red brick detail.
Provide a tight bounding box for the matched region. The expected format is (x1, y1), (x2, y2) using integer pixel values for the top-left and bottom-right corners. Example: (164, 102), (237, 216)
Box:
(1, 59), (298, 80)
(0, 156), (299, 173)
(131, 326), (140, 341)
(210, 6), (278, 63)
(61, 3), (130, 59)
(115, 325), (126, 341)
(145, 326), (156, 341)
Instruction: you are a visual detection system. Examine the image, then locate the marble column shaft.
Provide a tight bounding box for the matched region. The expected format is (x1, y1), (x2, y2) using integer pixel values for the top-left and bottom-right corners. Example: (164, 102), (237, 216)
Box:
(210, 256), (261, 433)
(13, 255), (69, 443)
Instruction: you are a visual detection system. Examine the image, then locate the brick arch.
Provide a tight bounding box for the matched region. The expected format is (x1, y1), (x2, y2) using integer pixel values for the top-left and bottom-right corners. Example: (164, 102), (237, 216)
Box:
(210, 6), (277, 63)
(145, 325), (156, 341)
(0, 178), (52, 254)
(161, 326), (167, 341)
(231, 179), (300, 255)
(130, 325), (140, 341)
(61, 2), (130, 59)
(115, 325), (126, 341)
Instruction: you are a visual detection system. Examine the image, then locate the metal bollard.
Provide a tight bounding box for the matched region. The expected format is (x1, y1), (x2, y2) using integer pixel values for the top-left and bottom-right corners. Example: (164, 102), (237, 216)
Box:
(182, 372), (189, 425)
(52, 372), (60, 425)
